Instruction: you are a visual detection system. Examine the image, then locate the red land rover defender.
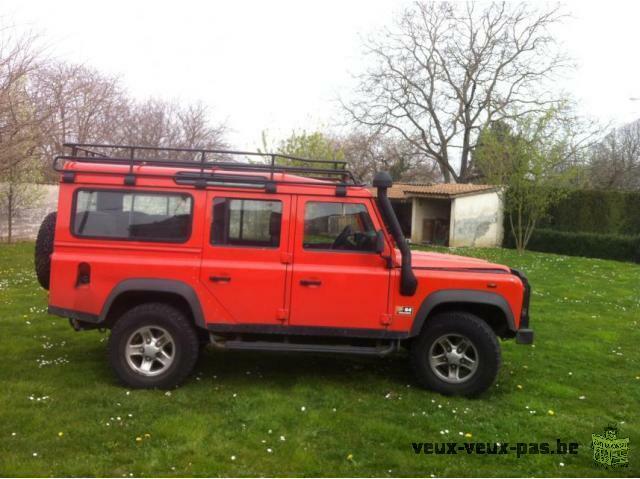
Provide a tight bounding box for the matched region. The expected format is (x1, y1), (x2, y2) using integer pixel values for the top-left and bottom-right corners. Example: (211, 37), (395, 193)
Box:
(36, 143), (532, 396)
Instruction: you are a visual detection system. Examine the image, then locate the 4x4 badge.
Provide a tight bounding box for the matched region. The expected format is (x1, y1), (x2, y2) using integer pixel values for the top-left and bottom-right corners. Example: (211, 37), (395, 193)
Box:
(397, 306), (413, 315)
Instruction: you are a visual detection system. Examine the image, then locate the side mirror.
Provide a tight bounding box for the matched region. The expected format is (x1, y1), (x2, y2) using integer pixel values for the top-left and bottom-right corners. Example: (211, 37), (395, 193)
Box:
(375, 230), (385, 254)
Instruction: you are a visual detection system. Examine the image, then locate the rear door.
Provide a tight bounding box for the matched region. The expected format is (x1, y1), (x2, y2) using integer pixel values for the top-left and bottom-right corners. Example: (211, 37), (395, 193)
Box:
(288, 196), (391, 330)
(200, 191), (291, 324)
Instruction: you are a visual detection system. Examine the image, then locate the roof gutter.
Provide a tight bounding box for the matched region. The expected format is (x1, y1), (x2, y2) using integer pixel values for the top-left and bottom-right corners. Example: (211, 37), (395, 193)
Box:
(373, 172), (418, 296)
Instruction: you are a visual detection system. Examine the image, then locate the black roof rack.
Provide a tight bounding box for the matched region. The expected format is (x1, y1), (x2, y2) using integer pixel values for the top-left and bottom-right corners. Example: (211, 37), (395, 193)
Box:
(54, 143), (363, 192)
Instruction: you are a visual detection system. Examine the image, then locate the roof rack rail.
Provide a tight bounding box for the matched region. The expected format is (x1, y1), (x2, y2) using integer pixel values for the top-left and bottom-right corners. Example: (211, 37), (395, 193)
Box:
(54, 143), (362, 191)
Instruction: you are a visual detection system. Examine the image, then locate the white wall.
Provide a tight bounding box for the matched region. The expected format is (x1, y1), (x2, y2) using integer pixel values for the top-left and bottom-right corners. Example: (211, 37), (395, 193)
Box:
(410, 197), (450, 243)
(449, 190), (503, 247)
(0, 184), (59, 241)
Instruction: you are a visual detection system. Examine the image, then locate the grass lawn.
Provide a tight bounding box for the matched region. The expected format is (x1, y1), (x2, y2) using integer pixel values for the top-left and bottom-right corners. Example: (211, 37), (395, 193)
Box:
(0, 242), (638, 477)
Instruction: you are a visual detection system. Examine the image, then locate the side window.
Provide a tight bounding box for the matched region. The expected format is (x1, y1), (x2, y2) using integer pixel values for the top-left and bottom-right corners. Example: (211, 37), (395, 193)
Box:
(304, 201), (377, 252)
(73, 190), (192, 242)
(211, 198), (282, 248)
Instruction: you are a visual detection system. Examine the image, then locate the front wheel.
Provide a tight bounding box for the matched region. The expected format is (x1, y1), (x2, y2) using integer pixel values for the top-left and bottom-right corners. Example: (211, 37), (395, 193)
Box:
(410, 312), (501, 397)
(108, 303), (200, 389)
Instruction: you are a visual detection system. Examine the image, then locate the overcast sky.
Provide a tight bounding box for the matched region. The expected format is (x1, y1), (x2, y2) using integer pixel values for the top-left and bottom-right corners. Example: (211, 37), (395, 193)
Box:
(4, 0), (640, 149)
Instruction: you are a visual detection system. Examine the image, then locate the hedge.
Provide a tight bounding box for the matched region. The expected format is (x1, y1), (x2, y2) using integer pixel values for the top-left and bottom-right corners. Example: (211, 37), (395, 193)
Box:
(538, 189), (640, 235)
(505, 228), (640, 263)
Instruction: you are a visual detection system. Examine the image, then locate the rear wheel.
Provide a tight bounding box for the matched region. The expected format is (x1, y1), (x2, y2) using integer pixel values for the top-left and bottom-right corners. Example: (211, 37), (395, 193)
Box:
(108, 303), (199, 389)
(410, 311), (501, 397)
(34, 211), (57, 290)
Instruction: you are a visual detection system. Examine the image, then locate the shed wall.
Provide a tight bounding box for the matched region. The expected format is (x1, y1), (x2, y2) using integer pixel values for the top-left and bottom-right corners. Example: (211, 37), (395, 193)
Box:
(449, 190), (503, 247)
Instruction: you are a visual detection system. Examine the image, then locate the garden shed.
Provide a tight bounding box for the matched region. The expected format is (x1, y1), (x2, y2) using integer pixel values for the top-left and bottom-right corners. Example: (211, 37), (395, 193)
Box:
(370, 183), (504, 247)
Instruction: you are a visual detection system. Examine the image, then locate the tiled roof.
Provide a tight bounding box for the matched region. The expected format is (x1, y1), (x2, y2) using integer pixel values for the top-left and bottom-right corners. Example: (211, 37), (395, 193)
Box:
(368, 183), (497, 199)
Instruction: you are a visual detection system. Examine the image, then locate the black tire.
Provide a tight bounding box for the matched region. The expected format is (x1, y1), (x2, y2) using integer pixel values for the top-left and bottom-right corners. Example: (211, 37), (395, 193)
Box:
(410, 311), (501, 397)
(108, 303), (200, 389)
(34, 211), (57, 290)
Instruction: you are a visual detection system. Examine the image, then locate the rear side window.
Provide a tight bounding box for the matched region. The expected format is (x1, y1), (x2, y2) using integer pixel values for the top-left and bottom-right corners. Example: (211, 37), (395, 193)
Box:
(211, 198), (282, 248)
(73, 190), (192, 242)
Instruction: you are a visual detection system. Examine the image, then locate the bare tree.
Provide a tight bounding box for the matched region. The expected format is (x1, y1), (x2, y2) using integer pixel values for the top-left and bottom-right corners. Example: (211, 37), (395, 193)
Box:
(337, 131), (440, 183)
(31, 62), (128, 179)
(588, 120), (640, 190)
(32, 64), (228, 166)
(121, 99), (227, 157)
(344, 1), (568, 183)
(0, 26), (41, 171)
(0, 26), (47, 241)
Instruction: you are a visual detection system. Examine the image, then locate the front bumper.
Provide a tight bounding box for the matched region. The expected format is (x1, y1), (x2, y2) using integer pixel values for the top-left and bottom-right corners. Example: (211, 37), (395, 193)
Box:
(510, 268), (533, 344)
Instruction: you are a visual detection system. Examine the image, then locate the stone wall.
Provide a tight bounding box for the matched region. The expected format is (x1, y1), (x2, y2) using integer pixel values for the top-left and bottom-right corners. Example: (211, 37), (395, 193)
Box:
(0, 184), (59, 241)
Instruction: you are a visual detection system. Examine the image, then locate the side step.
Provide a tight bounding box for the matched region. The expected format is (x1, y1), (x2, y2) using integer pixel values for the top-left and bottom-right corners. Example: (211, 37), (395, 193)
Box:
(210, 335), (399, 357)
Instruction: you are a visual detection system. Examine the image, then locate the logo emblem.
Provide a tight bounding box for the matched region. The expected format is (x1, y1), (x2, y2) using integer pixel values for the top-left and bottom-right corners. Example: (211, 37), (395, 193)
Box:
(592, 425), (629, 468)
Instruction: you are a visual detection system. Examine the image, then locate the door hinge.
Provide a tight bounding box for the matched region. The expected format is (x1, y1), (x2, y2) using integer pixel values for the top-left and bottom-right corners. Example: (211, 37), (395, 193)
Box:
(276, 308), (289, 321)
(280, 252), (293, 264)
(380, 313), (392, 326)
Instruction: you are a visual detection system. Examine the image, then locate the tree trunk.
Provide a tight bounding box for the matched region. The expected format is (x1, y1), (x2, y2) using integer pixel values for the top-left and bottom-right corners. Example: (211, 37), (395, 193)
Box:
(440, 163), (451, 183)
(7, 190), (13, 244)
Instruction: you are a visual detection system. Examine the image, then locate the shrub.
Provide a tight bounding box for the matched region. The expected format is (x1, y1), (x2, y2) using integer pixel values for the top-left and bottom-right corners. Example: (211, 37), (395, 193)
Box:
(539, 189), (640, 235)
(505, 228), (640, 263)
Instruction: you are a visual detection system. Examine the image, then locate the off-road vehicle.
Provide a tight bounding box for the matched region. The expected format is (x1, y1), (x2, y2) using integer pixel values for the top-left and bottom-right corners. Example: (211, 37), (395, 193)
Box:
(36, 143), (532, 396)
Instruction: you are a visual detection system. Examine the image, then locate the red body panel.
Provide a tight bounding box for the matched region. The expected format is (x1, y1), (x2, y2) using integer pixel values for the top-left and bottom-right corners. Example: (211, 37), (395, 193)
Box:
(199, 190), (291, 324)
(48, 161), (526, 334)
(288, 195), (392, 329)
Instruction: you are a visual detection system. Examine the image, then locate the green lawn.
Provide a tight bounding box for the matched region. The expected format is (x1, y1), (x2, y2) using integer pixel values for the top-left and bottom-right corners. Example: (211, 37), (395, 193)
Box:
(0, 242), (638, 477)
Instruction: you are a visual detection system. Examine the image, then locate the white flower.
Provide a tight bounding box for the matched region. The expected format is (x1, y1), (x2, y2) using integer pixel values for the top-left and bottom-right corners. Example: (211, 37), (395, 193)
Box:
(266, 448), (273, 453)
(230, 455), (236, 461)
(165, 391), (171, 396)
(559, 462), (565, 467)
(300, 406), (306, 412)
(579, 395), (586, 400)
(280, 435), (285, 441)
(32, 452), (38, 457)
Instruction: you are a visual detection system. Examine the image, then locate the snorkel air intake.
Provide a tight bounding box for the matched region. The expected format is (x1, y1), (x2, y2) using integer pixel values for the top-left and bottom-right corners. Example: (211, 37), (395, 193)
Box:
(373, 172), (418, 296)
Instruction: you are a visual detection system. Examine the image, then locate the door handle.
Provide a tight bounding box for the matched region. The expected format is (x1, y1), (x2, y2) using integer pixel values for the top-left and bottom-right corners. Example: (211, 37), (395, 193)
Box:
(300, 279), (322, 287)
(209, 275), (231, 283)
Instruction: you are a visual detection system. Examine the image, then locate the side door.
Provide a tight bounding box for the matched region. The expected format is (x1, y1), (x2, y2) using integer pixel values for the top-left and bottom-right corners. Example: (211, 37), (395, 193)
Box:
(289, 196), (391, 330)
(200, 191), (291, 325)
